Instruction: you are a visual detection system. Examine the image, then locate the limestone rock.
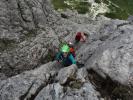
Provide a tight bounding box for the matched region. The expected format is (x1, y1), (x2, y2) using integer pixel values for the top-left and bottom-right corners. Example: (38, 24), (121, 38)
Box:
(76, 68), (88, 83)
(78, 20), (133, 87)
(0, 62), (100, 100)
(0, 61), (58, 100)
(35, 82), (99, 100)
(0, 0), (133, 99)
(57, 64), (78, 85)
(0, 0), (60, 76)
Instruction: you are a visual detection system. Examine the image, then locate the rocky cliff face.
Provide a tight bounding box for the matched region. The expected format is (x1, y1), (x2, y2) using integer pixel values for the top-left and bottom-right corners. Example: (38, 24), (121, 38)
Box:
(0, 63), (100, 100)
(0, 0), (133, 100)
(0, 0), (60, 76)
(78, 19), (133, 86)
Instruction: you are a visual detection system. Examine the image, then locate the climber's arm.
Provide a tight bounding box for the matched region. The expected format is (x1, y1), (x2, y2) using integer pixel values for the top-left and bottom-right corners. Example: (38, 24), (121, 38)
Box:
(55, 52), (62, 61)
(69, 54), (76, 64)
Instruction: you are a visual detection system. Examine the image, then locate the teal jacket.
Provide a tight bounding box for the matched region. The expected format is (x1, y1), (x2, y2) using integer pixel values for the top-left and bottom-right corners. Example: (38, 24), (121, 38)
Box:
(55, 52), (76, 67)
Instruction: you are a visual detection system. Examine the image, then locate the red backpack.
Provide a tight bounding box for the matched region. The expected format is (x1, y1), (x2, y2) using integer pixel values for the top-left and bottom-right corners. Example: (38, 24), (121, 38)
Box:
(75, 32), (82, 42)
(70, 47), (76, 57)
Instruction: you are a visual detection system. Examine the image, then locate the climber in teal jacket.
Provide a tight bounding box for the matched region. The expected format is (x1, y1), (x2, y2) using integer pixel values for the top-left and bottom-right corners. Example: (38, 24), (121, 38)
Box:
(55, 44), (76, 67)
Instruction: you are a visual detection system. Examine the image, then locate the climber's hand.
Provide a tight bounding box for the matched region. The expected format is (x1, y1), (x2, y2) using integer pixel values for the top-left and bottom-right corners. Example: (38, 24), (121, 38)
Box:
(55, 59), (62, 64)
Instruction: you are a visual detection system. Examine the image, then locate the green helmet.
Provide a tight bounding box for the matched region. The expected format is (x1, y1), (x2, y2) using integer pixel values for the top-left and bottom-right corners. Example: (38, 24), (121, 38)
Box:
(61, 44), (70, 53)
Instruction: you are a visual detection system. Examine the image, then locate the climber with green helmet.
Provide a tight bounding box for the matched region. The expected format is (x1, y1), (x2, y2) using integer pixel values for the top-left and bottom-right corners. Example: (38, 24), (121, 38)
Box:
(55, 44), (76, 67)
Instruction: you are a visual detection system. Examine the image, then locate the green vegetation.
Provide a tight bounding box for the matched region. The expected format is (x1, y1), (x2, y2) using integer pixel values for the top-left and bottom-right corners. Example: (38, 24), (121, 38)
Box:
(0, 38), (17, 52)
(52, 0), (133, 19)
(51, 0), (68, 10)
(92, 0), (133, 19)
(65, 76), (83, 89)
(69, 79), (83, 89)
(52, 0), (90, 14)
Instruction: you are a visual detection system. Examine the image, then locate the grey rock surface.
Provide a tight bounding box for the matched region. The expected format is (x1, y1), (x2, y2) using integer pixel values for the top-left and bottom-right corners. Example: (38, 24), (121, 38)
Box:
(0, 61), (58, 100)
(0, 0), (91, 77)
(0, 0), (64, 77)
(0, 62), (100, 100)
(0, 0), (133, 99)
(35, 82), (100, 100)
(76, 68), (88, 83)
(34, 65), (100, 100)
(78, 19), (133, 87)
(0, 0), (99, 77)
(57, 64), (77, 85)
